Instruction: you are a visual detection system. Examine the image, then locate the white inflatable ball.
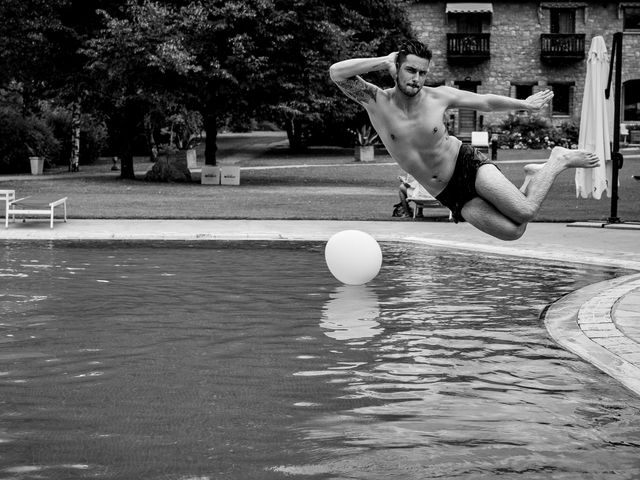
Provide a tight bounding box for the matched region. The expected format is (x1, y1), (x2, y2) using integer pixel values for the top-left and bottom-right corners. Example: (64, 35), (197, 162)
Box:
(324, 230), (382, 285)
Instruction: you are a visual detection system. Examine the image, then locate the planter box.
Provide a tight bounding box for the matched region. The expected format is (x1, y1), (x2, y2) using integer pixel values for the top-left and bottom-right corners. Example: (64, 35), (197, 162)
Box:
(185, 149), (197, 168)
(220, 166), (240, 185)
(29, 156), (44, 175)
(355, 145), (374, 162)
(630, 130), (640, 145)
(201, 165), (221, 185)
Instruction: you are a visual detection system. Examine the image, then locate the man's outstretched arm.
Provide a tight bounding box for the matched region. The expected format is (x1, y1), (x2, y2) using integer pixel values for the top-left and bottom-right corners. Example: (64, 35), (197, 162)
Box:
(442, 86), (554, 112)
(329, 53), (396, 106)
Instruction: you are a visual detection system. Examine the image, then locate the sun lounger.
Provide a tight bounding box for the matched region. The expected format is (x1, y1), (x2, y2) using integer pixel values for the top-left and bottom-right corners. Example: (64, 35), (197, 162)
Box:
(407, 184), (450, 220)
(6, 195), (67, 229)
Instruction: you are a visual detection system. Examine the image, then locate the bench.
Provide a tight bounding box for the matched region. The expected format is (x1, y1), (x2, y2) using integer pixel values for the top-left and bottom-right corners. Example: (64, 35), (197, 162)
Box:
(6, 195), (67, 229)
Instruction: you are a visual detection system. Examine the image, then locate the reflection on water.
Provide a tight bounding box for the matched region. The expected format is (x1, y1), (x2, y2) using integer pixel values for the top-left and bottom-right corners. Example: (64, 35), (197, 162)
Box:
(1, 241), (639, 480)
(320, 285), (381, 341)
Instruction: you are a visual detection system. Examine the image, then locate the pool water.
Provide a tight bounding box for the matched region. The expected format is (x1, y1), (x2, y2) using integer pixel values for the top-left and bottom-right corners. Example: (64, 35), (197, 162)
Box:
(1, 241), (639, 479)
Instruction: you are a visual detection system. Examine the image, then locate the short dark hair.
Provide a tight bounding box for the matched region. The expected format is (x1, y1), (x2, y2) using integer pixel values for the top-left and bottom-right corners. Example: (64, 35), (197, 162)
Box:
(397, 40), (432, 65)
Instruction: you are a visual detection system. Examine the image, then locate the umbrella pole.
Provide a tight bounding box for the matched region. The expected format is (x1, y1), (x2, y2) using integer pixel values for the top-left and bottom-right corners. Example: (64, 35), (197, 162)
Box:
(607, 32), (623, 224)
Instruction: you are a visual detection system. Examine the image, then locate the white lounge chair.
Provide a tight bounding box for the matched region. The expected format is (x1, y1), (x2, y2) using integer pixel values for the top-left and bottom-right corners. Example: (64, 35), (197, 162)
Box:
(407, 184), (450, 220)
(1, 189), (16, 226)
(6, 195), (67, 229)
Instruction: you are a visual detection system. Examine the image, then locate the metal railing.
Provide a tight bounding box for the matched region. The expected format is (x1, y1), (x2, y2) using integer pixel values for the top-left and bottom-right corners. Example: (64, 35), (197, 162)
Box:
(540, 33), (585, 59)
(447, 33), (491, 59)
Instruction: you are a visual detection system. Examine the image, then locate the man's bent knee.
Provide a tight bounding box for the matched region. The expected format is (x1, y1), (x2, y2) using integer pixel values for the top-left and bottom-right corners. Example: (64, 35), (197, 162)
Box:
(463, 199), (528, 241)
(511, 202), (537, 225)
(498, 223), (527, 241)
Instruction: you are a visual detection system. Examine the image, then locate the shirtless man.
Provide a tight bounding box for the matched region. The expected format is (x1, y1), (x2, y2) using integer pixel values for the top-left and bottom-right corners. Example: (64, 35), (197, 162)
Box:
(329, 40), (600, 240)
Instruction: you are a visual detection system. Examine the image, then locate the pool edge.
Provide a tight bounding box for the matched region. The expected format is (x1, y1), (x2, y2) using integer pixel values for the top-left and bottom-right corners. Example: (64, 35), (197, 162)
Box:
(543, 273), (640, 397)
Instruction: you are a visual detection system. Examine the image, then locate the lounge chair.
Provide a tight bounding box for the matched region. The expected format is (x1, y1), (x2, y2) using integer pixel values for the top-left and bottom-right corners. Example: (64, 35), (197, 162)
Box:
(407, 183), (450, 220)
(1, 189), (16, 225)
(6, 195), (67, 229)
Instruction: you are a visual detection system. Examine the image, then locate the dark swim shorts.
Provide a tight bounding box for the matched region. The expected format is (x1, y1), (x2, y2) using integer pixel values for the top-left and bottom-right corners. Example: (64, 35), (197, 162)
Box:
(435, 144), (498, 223)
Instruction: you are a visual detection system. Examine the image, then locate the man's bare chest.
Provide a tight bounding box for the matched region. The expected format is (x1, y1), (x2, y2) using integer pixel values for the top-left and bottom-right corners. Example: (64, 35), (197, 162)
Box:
(372, 109), (447, 150)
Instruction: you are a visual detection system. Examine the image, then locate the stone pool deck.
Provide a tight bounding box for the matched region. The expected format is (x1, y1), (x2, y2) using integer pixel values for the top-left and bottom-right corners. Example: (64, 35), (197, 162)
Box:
(2, 219), (640, 396)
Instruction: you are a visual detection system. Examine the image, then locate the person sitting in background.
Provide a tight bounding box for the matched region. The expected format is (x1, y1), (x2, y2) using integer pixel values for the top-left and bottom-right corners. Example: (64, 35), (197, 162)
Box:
(397, 173), (432, 218)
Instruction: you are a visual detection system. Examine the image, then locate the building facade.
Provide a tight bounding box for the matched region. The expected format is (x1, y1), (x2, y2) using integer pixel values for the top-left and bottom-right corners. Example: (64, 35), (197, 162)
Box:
(405, 1), (640, 141)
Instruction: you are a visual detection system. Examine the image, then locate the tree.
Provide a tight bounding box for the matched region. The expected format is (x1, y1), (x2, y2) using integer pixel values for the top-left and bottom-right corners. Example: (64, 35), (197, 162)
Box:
(0, 0), (120, 171)
(81, 0), (203, 178)
(178, 0), (288, 165)
(252, 0), (415, 150)
(182, 0), (415, 158)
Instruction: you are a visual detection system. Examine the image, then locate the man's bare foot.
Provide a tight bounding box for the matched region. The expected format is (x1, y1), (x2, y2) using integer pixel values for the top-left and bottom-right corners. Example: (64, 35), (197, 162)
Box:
(549, 147), (600, 169)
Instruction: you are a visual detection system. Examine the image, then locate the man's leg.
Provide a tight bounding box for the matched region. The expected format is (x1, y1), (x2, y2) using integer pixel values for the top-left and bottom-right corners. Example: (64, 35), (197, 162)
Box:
(398, 185), (412, 217)
(461, 197), (526, 241)
(475, 147), (599, 225)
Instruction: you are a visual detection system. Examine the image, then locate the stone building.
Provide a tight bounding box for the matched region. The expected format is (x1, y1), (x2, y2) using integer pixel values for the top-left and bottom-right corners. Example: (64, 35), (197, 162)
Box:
(404, 1), (640, 142)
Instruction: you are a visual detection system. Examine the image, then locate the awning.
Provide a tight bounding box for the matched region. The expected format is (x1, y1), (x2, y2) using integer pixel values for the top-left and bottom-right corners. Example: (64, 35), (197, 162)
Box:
(446, 3), (493, 14)
(540, 2), (587, 8)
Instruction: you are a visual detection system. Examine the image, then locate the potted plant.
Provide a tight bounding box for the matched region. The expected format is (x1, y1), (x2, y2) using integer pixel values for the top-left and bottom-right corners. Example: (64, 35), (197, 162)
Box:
(26, 144), (44, 175)
(353, 125), (379, 162)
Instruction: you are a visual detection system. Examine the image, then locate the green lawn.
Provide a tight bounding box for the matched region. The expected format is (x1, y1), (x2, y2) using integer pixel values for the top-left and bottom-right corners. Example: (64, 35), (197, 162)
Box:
(2, 136), (639, 223)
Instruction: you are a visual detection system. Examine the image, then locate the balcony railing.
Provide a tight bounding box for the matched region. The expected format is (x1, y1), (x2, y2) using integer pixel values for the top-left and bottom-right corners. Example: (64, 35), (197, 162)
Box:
(447, 33), (491, 61)
(540, 34), (585, 61)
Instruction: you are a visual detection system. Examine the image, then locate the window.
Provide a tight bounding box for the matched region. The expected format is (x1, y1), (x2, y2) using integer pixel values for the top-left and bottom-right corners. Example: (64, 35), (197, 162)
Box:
(623, 7), (640, 32)
(550, 9), (576, 33)
(549, 83), (572, 116)
(457, 14), (482, 33)
(511, 83), (534, 114)
(624, 79), (640, 121)
(514, 84), (533, 100)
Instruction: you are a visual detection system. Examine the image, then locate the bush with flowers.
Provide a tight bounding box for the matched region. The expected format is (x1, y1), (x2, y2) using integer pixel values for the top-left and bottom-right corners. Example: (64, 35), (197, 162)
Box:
(491, 113), (578, 149)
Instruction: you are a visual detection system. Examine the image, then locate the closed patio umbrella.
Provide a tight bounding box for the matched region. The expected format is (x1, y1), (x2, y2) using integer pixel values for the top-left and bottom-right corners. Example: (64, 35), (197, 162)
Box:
(575, 35), (613, 199)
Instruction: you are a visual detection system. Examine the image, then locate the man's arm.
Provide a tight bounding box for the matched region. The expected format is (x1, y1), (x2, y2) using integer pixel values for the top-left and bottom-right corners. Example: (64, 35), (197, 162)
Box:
(329, 53), (396, 106)
(440, 86), (554, 112)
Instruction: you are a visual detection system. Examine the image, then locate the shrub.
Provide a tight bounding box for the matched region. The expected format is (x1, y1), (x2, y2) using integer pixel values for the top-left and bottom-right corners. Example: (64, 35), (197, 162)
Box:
(0, 108), (59, 173)
(491, 114), (578, 149)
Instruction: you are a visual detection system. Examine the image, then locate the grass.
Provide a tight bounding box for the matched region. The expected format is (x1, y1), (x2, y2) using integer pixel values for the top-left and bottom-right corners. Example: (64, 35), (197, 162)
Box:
(2, 133), (639, 223)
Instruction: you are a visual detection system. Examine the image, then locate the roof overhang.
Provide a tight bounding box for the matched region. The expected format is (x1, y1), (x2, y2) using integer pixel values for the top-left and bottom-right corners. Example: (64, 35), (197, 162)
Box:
(446, 2), (493, 14)
(539, 2), (587, 8)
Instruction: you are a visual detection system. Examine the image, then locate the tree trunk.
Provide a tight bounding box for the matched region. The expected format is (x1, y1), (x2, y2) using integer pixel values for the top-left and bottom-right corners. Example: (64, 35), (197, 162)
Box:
(117, 115), (136, 180)
(119, 154), (135, 179)
(69, 101), (81, 172)
(285, 116), (305, 152)
(204, 108), (217, 166)
(111, 102), (142, 180)
(145, 116), (158, 163)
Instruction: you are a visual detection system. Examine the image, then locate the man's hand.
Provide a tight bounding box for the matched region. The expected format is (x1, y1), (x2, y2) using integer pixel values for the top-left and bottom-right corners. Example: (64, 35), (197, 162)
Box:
(386, 52), (398, 78)
(525, 89), (554, 110)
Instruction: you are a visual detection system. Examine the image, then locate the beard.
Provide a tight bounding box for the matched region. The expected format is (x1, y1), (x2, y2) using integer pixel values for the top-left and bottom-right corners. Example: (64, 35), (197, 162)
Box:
(396, 77), (421, 97)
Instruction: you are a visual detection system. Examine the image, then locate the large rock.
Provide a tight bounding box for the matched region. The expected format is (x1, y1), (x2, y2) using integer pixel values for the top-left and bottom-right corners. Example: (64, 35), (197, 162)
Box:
(144, 152), (192, 182)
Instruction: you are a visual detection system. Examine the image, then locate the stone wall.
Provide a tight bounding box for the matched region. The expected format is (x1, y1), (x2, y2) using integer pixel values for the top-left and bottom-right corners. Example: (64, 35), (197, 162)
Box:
(404, 1), (640, 132)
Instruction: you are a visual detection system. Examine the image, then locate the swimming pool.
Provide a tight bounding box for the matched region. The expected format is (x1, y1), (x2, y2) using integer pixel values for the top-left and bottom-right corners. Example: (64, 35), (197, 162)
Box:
(1, 241), (639, 479)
